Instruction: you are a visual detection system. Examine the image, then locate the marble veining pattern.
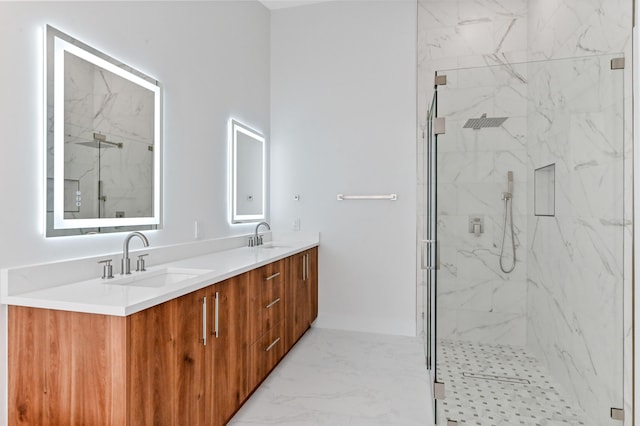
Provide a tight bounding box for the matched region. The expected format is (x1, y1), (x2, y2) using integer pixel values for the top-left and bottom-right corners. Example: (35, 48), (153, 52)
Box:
(229, 328), (432, 425)
(436, 339), (589, 425)
(418, 0), (632, 425)
(525, 54), (624, 425)
(435, 61), (528, 347)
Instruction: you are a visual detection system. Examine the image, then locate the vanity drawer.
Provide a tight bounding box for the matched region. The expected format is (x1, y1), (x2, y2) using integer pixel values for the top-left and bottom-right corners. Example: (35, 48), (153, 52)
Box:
(261, 265), (285, 333)
(249, 259), (286, 342)
(249, 320), (285, 389)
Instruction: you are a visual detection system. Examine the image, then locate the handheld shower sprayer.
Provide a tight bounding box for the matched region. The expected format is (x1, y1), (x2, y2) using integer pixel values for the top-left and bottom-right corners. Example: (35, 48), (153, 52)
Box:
(501, 171), (513, 200)
(499, 171), (516, 273)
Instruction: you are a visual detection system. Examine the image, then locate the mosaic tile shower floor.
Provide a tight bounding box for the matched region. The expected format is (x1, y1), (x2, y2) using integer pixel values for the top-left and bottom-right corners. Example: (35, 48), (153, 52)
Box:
(436, 340), (590, 426)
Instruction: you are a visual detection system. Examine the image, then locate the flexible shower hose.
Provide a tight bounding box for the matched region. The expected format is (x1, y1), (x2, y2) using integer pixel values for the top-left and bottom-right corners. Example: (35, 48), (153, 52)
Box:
(499, 197), (516, 273)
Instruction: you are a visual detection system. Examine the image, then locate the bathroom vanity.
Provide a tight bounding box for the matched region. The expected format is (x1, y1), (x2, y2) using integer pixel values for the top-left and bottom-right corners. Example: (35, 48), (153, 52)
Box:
(4, 241), (318, 425)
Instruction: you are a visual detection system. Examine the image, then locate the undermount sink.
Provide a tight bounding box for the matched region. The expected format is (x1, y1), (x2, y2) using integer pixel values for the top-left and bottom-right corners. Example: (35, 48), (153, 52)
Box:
(257, 243), (290, 250)
(105, 267), (213, 288)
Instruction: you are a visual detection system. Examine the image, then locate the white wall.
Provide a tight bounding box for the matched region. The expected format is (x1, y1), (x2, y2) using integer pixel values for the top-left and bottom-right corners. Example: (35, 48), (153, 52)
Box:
(270, 1), (418, 336)
(0, 2), (270, 423)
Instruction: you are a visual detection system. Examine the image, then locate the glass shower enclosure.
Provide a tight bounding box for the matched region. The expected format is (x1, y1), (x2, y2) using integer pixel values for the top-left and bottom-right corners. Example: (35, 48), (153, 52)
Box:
(422, 54), (626, 425)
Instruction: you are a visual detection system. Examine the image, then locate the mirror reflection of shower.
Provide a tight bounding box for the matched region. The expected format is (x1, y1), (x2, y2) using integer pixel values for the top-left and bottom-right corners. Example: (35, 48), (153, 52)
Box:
(75, 132), (123, 219)
(499, 171), (516, 273)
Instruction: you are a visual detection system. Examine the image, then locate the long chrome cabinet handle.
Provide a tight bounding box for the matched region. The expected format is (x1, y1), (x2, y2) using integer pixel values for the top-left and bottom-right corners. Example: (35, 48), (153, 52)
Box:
(265, 337), (281, 352)
(265, 297), (281, 309)
(302, 254), (307, 281)
(202, 296), (207, 346)
(214, 291), (219, 338)
(265, 272), (280, 281)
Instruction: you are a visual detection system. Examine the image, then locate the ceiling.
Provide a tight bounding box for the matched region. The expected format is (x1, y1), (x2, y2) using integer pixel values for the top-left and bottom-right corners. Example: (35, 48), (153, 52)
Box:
(259, 0), (337, 10)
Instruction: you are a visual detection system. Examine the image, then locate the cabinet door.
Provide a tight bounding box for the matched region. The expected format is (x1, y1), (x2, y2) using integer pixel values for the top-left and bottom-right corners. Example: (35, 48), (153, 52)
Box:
(286, 252), (309, 348)
(174, 288), (208, 426)
(307, 247), (319, 323)
(9, 306), (49, 425)
(9, 307), (128, 426)
(208, 276), (249, 425)
(249, 320), (285, 389)
(128, 300), (177, 425)
(284, 253), (298, 350)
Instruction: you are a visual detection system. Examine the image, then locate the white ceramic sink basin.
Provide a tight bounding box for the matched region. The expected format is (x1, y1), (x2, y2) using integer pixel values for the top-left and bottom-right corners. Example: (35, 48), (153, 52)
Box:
(105, 267), (213, 288)
(256, 243), (291, 250)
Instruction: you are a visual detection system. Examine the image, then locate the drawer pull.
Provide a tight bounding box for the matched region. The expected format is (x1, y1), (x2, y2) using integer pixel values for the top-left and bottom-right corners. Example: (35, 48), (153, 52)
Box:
(265, 337), (281, 352)
(265, 272), (280, 281)
(265, 297), (281, 309)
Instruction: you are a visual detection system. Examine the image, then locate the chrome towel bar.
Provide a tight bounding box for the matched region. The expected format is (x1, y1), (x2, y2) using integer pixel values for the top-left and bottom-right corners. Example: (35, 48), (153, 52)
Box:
(337, 194), (397, 201)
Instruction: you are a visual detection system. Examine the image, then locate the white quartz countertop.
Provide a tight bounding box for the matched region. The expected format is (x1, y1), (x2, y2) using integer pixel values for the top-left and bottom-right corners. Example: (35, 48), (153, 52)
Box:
(2, 239), (318, 317)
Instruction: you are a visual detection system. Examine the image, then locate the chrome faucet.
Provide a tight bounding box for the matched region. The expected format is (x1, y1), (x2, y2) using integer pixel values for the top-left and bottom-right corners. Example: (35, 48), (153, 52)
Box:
(121, 231), (149, 275)
(254, 221), (270, 246)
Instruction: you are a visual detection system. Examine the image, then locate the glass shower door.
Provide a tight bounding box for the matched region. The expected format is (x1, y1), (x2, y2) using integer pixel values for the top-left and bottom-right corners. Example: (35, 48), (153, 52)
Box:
(422, 91), (438, 419)
(424, 55), (625, 425)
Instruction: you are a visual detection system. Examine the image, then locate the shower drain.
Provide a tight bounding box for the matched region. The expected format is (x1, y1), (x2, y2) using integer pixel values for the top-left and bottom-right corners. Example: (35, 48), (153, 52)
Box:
(462, 371), (531, 385)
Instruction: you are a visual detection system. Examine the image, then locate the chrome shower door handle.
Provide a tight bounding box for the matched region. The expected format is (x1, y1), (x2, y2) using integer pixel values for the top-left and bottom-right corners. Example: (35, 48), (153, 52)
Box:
(421, 240), (440, 271)
(421, 240), (428, 270)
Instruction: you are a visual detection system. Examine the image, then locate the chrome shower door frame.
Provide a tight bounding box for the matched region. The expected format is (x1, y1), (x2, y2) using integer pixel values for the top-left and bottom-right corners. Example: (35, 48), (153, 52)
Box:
(422, 87), (439, 421)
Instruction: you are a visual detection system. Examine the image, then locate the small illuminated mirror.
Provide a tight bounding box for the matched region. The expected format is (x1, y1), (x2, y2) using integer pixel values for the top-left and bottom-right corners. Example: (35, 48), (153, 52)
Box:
(231, 120), (265, 223)
(45, 25), (162, 236)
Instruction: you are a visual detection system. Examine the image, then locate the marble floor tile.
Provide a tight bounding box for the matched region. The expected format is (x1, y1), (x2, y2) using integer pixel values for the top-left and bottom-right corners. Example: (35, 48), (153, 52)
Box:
(436, 339), (590, 426)
(229, 327), (433, 426)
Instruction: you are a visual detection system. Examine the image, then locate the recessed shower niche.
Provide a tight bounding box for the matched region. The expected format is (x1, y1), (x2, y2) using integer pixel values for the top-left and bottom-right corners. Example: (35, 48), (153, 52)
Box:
(534, 163), (555, 217)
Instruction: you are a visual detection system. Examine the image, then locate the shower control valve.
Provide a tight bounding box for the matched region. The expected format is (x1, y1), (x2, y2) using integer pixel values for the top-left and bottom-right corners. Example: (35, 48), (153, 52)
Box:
(468, 216), (484, 237)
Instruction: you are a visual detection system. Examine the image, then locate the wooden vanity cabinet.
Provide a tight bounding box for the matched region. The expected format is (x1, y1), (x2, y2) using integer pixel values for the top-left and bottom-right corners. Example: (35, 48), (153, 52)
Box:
(9, 307), (129, 425)
(8, 247), (318, 426)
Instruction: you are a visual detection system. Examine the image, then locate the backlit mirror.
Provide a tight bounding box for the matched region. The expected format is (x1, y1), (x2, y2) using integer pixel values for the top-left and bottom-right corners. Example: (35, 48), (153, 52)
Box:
(231, 120), (265, 223)
(45, 25), (161, 236)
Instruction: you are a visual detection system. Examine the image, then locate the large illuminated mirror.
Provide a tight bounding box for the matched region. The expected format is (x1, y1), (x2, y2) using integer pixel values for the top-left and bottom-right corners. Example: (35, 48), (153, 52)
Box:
(45, 25), (161, 236)
(231, 120), (266, 223)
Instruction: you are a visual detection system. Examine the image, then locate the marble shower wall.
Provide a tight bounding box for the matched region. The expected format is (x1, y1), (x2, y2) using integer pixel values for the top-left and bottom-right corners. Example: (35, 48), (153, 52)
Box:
(416, 0), (528, 339)
(525, 1), (632, 423)
(417, 0), (529, 345)
(526, 54), (625, 426)
(435, 63), (529, 346)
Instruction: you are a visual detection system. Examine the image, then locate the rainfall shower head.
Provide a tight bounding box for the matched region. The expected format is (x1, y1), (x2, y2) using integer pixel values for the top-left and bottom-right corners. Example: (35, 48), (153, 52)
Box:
(75, 132), (123, 149)
(463, 113), (508, 130)
(76, 141), (119, 149)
